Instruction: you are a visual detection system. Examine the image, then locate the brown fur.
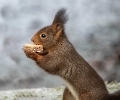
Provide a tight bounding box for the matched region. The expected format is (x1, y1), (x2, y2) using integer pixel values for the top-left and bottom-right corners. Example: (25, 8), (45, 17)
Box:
(23, 8), (120, 100)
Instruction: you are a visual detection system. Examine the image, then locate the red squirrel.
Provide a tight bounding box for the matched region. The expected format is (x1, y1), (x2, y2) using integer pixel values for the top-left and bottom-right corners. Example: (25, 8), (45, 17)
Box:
(23, 8), (120, 100)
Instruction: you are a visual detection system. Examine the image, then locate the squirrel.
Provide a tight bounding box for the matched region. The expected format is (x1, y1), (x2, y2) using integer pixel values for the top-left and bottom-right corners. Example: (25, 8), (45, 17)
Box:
(23, 8), (120, 100)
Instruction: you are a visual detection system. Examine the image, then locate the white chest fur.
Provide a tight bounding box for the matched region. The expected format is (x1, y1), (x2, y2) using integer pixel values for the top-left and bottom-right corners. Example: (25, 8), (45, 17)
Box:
(63, 79), (79, 100)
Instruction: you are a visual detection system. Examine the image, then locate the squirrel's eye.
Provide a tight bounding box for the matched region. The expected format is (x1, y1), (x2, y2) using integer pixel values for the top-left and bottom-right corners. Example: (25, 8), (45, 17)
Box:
(41, 34), (46, 38)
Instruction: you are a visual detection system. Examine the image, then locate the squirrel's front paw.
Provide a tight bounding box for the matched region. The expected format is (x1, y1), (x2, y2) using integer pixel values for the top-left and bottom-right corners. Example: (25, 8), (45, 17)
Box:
(23, 46), (35, 59)
(23, 44), (43, 60)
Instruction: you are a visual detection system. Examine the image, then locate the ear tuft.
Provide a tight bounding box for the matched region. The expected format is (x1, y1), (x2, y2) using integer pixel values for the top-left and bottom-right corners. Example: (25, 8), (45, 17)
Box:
(52, 8), (68, 40)
(52, 8), (68, 25)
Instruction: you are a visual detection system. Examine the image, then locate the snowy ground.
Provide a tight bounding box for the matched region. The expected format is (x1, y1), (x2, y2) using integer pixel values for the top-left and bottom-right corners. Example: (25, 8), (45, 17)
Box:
(0, 82), (120, 100)
(0, 86), (64, 100)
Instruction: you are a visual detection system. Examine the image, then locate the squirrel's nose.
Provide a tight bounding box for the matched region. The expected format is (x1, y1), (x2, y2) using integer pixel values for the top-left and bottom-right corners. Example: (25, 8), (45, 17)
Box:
(31, 37), (34, 42)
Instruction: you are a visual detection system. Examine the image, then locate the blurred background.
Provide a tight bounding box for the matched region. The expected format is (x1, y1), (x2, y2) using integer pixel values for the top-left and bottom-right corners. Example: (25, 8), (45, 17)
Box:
(0, 0), (120, 90)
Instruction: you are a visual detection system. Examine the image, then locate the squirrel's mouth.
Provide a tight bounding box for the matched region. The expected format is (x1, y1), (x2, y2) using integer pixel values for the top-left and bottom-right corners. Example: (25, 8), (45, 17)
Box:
(34, 44), (48, 56)
(31, 41), (49, 56)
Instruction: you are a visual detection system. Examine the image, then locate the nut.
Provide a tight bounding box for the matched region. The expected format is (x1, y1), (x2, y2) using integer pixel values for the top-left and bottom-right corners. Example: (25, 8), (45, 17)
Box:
(23, 44), (43, 53)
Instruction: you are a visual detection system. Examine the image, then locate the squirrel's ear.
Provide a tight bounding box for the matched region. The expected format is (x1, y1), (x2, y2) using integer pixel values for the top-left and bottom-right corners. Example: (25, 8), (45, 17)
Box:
(52, 8), (68, 40)
(52, 8), (68, 26)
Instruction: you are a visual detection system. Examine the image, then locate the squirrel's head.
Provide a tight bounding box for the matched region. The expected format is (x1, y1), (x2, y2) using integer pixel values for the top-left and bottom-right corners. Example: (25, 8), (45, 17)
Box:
(31, 8), (68, 51)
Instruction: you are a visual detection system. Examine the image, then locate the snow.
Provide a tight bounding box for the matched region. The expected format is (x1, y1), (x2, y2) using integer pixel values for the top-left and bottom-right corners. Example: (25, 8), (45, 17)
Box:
(0, 82), (120, 100)
(0, 86), (64, 100)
